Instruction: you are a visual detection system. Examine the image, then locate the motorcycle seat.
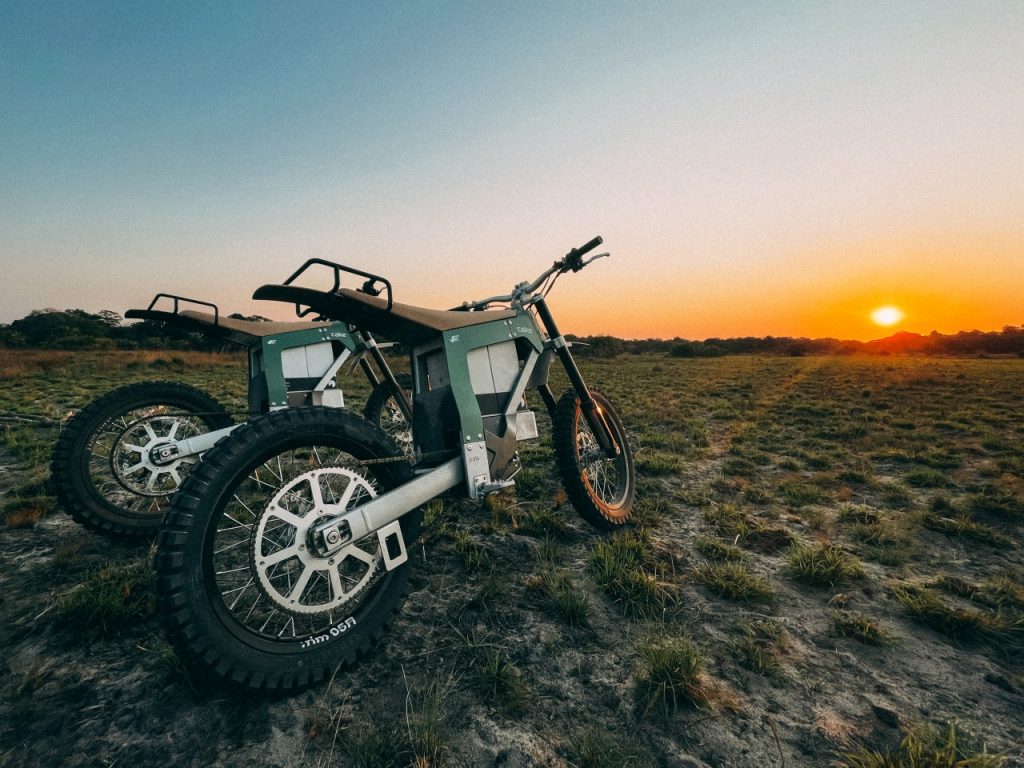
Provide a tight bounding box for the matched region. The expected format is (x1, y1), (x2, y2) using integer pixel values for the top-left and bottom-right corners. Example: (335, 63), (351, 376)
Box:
(124, 307), (333, 346)
(252, 285), (517, 346)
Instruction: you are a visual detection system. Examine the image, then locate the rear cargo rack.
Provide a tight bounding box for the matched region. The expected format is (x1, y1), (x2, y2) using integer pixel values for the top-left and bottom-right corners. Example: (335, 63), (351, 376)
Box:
(282, 258), (393, 316)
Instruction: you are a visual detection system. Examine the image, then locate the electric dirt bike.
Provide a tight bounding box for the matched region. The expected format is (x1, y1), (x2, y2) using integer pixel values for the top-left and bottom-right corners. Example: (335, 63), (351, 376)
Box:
(52, 292), (411, 538)
(154, 236), (635, 691)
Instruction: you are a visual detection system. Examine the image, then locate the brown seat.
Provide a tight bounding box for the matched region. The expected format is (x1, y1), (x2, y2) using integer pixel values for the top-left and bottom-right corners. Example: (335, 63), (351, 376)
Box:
(252, 285), (516, 346)
(124, 307), (333, 346)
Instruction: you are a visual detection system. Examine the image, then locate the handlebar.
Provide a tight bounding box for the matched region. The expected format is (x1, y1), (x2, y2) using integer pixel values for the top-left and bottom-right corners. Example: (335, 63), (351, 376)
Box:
(459, 235), (608, 310)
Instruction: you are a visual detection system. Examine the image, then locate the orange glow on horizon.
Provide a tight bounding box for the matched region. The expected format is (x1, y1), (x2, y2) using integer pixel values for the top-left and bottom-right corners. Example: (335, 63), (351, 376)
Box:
(540, 229), (1024, 342)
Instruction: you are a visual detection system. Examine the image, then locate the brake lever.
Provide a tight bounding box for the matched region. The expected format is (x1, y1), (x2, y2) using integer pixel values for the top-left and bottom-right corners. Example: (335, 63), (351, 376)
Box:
(580, 252), (610, 269)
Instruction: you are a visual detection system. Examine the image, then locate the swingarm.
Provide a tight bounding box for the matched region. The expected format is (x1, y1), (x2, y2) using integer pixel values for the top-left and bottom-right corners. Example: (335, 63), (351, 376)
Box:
(309, 456), (465, 567)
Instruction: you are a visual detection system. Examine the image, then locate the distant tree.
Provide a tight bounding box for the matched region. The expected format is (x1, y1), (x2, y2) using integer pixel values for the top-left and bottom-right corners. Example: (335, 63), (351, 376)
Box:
(3, 309), (112, 348)
(98, 309), (123, 328)
(227, 313), (272, 322)
(564, 334), (623, 358)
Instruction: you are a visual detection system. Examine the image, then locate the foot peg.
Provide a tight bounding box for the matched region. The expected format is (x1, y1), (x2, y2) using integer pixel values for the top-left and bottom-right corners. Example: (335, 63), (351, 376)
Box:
(478, 479), (516, 495)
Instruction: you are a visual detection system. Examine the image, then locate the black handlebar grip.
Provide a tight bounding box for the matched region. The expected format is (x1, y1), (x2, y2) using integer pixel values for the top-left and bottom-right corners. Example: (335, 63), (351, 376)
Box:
(569, 235), (603, 259)
(565, 235), (603, 271)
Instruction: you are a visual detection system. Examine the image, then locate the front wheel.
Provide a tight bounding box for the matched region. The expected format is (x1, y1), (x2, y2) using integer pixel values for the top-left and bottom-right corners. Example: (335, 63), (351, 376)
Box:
(51, 381), (234, 539)
(553, 388), (636, 529)
(155, 407), (421, 692)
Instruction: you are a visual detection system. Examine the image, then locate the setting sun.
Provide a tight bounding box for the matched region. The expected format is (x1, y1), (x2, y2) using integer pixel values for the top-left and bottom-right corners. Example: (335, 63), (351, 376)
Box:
(871, 305), (905, 327)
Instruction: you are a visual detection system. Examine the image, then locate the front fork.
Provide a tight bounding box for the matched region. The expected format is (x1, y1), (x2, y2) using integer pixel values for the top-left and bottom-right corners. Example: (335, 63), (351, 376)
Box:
(532, 297), (620, 459)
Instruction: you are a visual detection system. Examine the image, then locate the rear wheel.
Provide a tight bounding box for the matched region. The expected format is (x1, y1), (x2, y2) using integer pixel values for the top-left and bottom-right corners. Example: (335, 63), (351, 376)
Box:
(51, 381), (234, 539)
(552, 388), (635, 528)
(155, 406), (421, 691)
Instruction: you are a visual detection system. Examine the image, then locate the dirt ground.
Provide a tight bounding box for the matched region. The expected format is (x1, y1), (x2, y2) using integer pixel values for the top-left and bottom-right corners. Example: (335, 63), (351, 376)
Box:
(1, 354), (1022, 767)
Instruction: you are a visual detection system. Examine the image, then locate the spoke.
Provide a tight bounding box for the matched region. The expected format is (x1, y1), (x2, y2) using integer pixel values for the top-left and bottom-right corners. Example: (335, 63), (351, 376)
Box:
(214, 538), (250, 556)
(227, 580), (254, 609)
(224, 511), (254, 531)
(145, 470), (160, 492)
(231, 493), (258, 517)
(259, 610), (276, 633)
(243, 593), (263, 622)
(216, 565), (251, 576)
(250, 469), (281, 491)
(277, 616), (297, 638)
(143, 423), (159, 442)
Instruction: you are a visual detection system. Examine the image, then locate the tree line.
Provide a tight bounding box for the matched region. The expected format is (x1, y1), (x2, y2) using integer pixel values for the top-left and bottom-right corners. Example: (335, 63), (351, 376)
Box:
(2, 308), (1023, 357)
(0, 309), (265, 352)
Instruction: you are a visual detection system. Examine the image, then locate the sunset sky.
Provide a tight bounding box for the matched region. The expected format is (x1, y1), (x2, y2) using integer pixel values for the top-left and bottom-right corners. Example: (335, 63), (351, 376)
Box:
(2, 2), (1021, 341)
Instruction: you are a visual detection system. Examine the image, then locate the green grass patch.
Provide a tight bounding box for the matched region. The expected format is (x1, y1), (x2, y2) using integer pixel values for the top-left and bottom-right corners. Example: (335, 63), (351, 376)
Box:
(477, 649), (529, 715)
(779, 478), (825, 506)
(569, 727), (655, 768)
(57, 559), (155, 636)
(922, 512), (1014, 548)
(892, 583), (1023, 650)
(525, 567), (590, 629)
(838, 504), (881, 525)
(589, 530), (678, 618)
(849, 519), (917, 566)
(969, 485), (1024, 520)
(693, 536), (748, 562)
(4, 494), (57, 528)
(729, 619), (790, 675)
(633, 633), (709, 717)
(840, 720), (1005, 767)
(787, 541), (864, 587)
(693, 561), (775, 603)
(830, 610), (897, 645)
(635, 451), (685, 476)
(905, 468), (950, 488)
(515, 505), (573, 540)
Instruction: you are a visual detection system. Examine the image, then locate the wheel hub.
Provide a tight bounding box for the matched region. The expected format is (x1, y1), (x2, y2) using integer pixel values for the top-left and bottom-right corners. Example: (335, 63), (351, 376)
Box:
(110, 414), (198, 497)
(251, 467), (383, 616)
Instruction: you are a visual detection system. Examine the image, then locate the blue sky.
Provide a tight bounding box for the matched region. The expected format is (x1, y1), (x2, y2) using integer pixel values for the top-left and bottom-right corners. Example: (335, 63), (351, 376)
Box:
(2, 1), (1022, 339)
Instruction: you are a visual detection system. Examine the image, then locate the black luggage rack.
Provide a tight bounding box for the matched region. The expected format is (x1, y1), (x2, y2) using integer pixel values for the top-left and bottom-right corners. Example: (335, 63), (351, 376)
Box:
(281, 258), (393, 318)
(124, 293), (221, 328)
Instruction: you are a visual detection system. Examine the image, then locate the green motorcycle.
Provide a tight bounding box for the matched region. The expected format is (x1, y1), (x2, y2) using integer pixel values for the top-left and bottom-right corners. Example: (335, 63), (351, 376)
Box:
(52, 292), (410, 538)
(155, 237), (636, 690)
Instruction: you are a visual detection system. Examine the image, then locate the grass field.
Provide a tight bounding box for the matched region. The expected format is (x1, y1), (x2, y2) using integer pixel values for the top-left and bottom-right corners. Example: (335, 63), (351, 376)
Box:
(1, 350), (1021, 767)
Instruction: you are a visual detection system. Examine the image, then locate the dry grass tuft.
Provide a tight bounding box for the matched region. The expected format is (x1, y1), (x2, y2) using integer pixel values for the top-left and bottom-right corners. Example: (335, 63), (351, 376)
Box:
(788, 541), (864, 587)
